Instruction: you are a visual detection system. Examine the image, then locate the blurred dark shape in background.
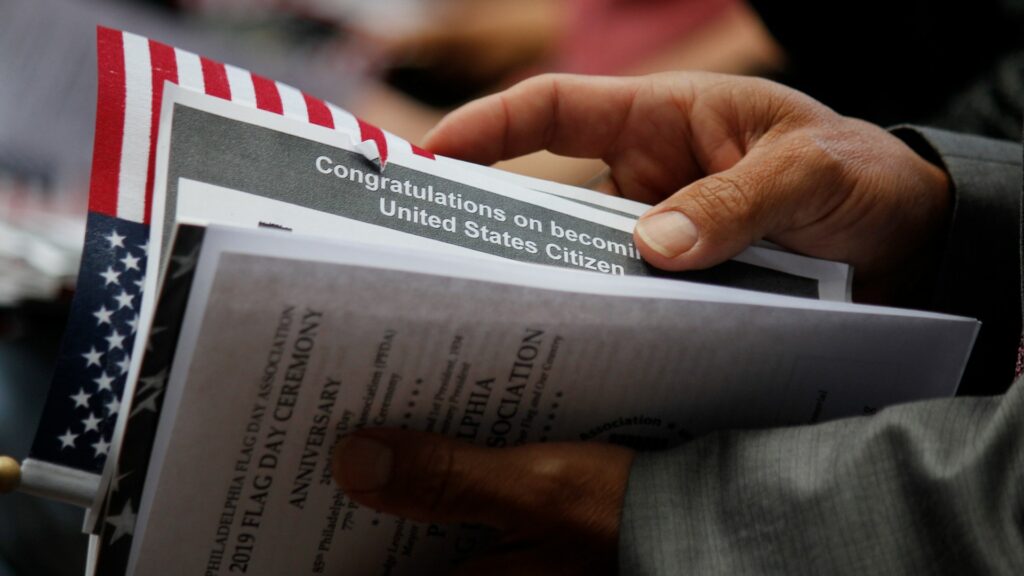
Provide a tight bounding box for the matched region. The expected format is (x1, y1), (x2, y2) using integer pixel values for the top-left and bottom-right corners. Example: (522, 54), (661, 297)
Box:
(750, 0), (1024, 140)
(369, 0), (766, 107)
(366, 0), (1024, 140)
(1, 303), (85, 576)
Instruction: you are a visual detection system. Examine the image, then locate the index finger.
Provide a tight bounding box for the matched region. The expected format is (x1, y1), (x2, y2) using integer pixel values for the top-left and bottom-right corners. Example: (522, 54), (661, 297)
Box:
(422, 74), (646, 165)
(333, 428), (633, 541)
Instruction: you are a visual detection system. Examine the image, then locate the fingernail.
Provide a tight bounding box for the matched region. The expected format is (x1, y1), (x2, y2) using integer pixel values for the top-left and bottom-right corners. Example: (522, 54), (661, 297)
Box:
(334, 436), (394, 492)
(636, 211), (698, 257)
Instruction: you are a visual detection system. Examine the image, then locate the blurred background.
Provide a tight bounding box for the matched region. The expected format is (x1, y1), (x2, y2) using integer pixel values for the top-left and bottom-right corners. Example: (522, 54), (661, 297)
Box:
(1, 0), (1020, 574)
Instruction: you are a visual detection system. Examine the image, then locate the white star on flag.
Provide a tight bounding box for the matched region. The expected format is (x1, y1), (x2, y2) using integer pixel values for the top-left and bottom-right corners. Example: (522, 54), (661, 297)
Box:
(92, 436), (111, 457)
(83, 347), (104, 368)
(106, 329), (126, 351)
(105, 230), (126, 249)
(94, 372), (115, 392)
(58, 429), (78, 450)
(82, 413), (102, 433)
(70, 388), (91, 409)
(116, 355), (131, 375)
(139, 240), (149, 255)
(120, 251), (141, 271)
(106, 500), (136, 544)
(114, 290), (135, 310)
(99, 266), (121, 286)
(94, 305), (114, 326)
(127, 313), (140, 333)
(106, 396), (121, 416)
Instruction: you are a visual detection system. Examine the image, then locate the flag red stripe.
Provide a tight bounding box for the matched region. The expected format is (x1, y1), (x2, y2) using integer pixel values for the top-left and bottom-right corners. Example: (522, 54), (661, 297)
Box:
(411, 144), (435, 160)
(303, 93), (334, 129)
(200, 57), (231, 100)
(88, 27), (126, 217)
(252, 74), (283, 114)
(143, 40), (179, 225)
(357, 119), (388, 165)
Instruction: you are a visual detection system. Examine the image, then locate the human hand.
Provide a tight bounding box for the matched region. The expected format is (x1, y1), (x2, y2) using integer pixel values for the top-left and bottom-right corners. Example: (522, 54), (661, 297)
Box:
(332, 429), (634, 575)
(422, 73), (952, 303)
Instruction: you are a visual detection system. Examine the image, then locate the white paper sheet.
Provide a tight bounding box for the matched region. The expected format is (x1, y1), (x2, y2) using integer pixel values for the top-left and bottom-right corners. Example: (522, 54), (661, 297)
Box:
(126, 225), (976, 576)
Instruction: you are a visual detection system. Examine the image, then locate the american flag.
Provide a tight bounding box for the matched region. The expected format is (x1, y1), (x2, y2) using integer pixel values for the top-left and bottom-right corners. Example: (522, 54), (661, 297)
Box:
(28, 212), (147, 472)
(29, 26), (436, 476)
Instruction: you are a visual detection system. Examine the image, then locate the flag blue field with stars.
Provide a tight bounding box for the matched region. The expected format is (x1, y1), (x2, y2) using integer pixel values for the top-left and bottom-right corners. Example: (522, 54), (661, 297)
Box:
(29, 212), (148, 473)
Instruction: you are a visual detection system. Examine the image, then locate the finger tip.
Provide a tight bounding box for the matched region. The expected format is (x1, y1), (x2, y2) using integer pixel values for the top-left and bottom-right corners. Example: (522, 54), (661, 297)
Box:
(332, 432), (396, 495)
(634, 224), (676, 261)
(634, 211), (699, 268)
(419, 124), (443, 151)
(330, 435), (353, 487)
(419, 123), (482, 163)
(633, 242), (691, 272)
(634, 229), (719, 273)
(640, 209), (696, 245)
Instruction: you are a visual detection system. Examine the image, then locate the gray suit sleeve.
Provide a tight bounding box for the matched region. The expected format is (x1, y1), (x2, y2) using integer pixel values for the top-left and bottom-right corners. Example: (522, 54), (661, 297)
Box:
(619, 382), (1024, 575)
(619, 131), (1024, 574)
(890, 127), (1022, 395)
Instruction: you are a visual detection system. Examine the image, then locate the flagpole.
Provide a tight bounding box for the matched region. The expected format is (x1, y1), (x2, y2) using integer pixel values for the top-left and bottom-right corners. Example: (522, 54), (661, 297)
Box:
(0, 456), (98, 508)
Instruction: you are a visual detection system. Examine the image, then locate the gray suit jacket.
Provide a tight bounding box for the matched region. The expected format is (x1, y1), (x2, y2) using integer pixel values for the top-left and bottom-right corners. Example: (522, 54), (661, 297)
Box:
(619, 128), (1024, 574)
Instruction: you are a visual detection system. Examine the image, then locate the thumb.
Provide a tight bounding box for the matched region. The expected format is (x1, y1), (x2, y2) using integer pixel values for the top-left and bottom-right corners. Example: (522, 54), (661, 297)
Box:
(633, 148), (806, 271)
(332, 429), (633, 542)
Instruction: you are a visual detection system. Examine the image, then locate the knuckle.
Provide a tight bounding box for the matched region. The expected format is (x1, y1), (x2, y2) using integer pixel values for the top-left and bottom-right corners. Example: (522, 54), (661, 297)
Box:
(520, 454), (589, 514)
(787, 123), (870, 187)
(688, 173), (758, 230)
(518, 72), (565, 96)
(794, 131), (846, 181)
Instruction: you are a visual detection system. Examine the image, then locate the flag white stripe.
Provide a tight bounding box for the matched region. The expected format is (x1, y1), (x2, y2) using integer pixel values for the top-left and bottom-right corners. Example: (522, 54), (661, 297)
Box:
(116, 32), (152, 223)
(327, 102), (360, 136)
(276, 82), (308, 122)
(383, 129), (413, 159)
(224, 64), (256, 108)
(173, 48), (204, 93)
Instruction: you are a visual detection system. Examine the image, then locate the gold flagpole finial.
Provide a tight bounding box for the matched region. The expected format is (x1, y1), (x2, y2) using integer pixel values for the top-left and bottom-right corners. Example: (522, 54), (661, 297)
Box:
(0, 456), (21, 494)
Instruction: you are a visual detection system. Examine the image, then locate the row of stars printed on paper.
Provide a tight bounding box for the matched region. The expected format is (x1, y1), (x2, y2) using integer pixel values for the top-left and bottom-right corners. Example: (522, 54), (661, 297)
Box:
(101, 236), (205, 550)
